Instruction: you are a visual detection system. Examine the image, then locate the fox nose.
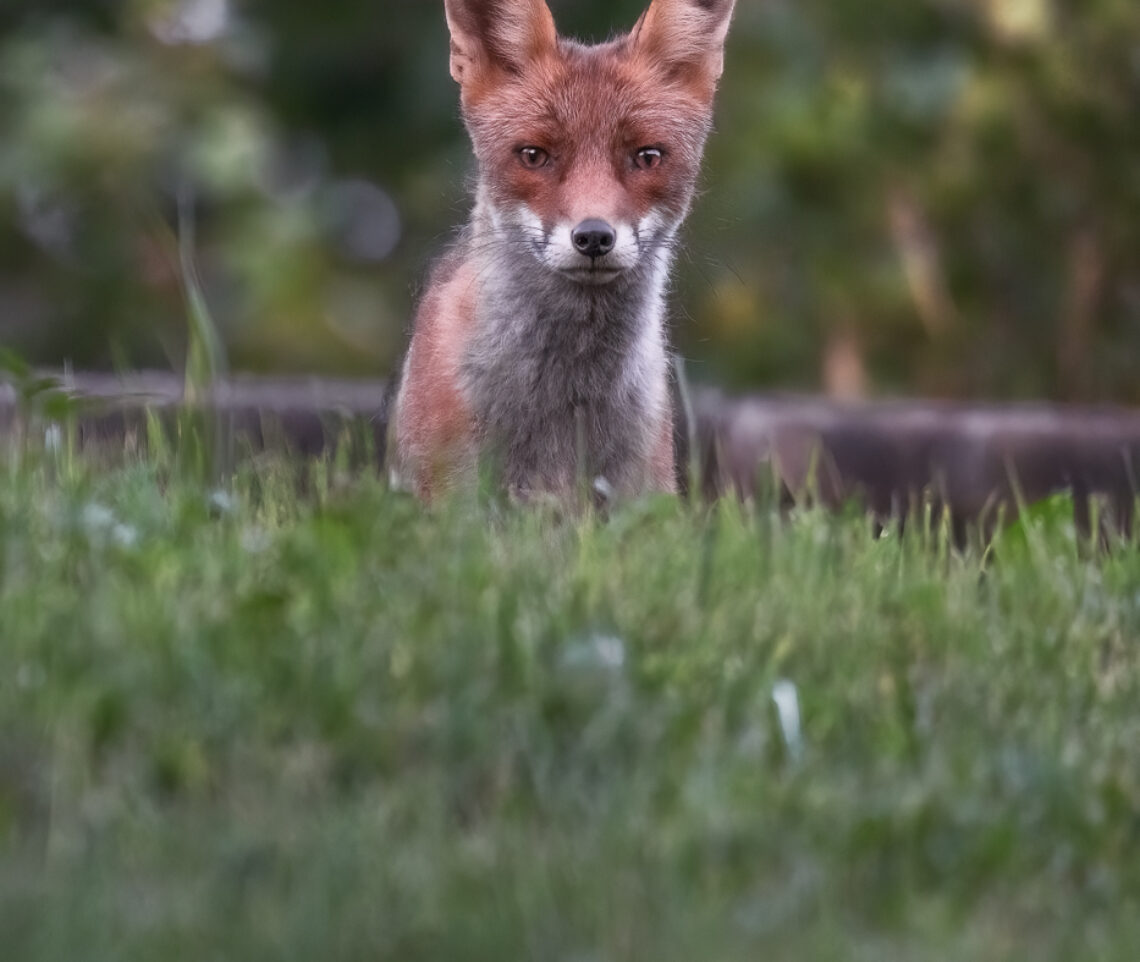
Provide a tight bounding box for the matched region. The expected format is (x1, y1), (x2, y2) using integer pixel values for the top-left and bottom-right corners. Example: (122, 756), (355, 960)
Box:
(571, 219), (616, 258)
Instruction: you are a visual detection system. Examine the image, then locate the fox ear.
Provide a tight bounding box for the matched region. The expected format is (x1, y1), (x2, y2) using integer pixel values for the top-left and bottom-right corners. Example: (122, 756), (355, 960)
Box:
(632, 0), (736, 86)
(444, 0), (558, 86)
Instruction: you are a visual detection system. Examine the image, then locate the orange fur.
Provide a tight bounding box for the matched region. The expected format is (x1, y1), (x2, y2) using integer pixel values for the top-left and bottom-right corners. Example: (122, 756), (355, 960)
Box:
(393, 257), (479, 499)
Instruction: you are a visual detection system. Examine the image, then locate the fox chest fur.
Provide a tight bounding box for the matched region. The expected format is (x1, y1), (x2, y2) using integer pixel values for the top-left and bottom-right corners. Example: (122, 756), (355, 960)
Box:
(459, 208), (671, 494)
(391, 0), (735, 501)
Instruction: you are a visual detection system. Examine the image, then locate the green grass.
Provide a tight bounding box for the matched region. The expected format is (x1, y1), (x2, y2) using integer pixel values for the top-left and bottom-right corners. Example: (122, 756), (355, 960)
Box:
(1, 445), (1140, 960)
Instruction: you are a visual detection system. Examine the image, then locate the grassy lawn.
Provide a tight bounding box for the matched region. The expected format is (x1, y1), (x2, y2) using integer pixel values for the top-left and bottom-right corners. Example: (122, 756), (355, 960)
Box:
(1, 446), (1139, 960)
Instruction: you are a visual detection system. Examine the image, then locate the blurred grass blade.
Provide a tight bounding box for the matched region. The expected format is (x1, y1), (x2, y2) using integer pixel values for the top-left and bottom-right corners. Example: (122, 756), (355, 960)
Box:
(177, 182), (231, 482)
(178, 183), (227, 404)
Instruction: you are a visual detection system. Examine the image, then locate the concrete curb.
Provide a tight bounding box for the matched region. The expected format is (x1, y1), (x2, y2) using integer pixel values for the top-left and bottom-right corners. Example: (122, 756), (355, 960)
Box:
(3, 371), (1138, 533)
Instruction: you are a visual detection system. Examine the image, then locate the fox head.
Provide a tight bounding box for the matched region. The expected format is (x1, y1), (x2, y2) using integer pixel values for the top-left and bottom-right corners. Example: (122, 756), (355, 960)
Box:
(444, 0), (736, 286)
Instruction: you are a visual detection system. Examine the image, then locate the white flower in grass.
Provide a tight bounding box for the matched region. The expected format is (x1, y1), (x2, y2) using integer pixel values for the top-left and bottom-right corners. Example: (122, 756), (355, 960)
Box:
(240, 526), (272, 554)
(149, 0), (231, 46)
(772, 679), (803, 762)
(81, 502), (115, 531)
(561, 634), (626, 673)
(80, 502), (138, 549)
(208, 489), (237, 517)
(111, 523), (139, 548)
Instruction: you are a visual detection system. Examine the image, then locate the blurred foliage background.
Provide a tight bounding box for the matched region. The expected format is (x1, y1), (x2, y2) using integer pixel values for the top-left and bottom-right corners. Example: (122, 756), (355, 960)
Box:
(1, 0), (1138, 399)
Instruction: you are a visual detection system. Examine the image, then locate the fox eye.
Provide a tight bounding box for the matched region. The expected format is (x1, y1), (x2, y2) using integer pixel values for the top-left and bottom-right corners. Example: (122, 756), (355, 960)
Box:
(518, 147), (550, 169)
(634, 147), (664, 170)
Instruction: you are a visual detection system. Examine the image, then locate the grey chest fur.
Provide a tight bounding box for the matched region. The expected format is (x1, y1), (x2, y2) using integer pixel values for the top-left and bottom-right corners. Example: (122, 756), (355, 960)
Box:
(460, 265), (666, 493)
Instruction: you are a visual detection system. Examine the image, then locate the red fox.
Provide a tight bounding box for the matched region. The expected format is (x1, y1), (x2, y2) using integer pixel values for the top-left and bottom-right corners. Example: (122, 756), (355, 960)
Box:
(390, 0), (736, 501)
